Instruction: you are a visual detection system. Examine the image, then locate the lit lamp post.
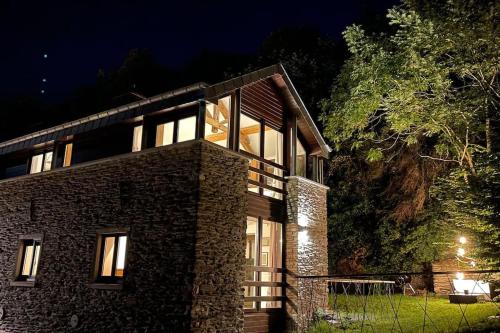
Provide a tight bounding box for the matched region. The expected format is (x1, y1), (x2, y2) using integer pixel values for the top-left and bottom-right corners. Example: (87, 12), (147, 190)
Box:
(450, 236), (490, 304)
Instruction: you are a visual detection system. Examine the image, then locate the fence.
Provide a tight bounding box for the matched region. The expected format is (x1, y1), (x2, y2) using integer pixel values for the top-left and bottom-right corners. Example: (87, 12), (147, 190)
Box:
(295, 270), (500, 333)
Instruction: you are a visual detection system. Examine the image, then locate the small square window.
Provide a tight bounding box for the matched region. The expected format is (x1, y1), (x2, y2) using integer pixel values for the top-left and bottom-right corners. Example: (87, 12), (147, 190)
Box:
(93, 231), (128, 285)
(12, 235), (43, 286)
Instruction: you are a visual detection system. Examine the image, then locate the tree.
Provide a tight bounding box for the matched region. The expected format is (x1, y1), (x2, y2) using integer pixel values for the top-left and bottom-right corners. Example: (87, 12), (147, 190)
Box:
(321, 0), (499, 269)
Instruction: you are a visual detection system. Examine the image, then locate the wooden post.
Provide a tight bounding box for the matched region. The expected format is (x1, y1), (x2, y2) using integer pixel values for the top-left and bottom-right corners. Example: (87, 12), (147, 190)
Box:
(197, 99), (206, 140)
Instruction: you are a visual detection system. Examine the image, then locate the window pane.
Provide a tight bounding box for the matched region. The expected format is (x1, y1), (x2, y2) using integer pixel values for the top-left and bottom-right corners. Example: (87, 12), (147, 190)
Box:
(245, 217), (258, 309)
(101, 237), (115, 277)
(115, 236), (127, 277)
(205, 96), (231, 147)
(177, 116), (197, 142)
(22, 243), (34, 276)
(43, 152), (53, 171)
(261, 220), (282, 308)
(239, 114), (260, 156)
(264, 126), (283, 165)
(63, 143), (73, 167)
(156, 122), (174, 147)
(30, 154), (43, 174)
(132, 125), (143, 152)
(31, 243), (41, 277)
(297, 138), (306, 177)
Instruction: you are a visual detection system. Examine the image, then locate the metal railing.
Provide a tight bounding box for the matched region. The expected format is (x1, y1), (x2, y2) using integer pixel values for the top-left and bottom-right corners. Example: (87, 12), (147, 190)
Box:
(292, 270), (500, 332)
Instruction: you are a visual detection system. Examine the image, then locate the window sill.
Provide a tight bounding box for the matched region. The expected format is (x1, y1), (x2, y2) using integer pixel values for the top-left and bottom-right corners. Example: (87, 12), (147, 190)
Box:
(88, 282), (123, 290)
(10, 280), (36, 288)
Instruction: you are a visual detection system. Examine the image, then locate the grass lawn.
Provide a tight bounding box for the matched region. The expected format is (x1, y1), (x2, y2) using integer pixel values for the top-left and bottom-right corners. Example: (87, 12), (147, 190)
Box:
(308, 294), (499, 333)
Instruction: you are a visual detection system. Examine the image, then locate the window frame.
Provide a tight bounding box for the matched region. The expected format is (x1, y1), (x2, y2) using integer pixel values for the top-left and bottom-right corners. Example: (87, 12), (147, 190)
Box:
(28, 149), (54, 174)
(91, 228), (129, 288)
(11, 234), (43, 287)
(146, 109), (198, 149)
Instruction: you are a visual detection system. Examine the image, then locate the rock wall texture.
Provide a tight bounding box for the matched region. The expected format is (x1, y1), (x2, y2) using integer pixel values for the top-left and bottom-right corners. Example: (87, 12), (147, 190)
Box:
(285, 176), (329, 331)
(0, 140), (247, 333)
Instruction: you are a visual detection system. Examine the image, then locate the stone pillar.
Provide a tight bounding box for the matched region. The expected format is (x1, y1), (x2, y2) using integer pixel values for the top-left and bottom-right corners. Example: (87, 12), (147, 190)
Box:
(285, 176), (329, 331)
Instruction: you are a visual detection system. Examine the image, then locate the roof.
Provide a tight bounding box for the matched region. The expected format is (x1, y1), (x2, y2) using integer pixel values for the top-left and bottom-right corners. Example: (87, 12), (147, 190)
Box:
(0, 64), (331, 157)
(205, 64), (331, 157)
(0, 83), (207, 156)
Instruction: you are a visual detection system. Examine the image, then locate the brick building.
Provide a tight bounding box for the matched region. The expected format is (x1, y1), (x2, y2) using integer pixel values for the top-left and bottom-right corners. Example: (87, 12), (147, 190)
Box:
(0, 64), (330, 333)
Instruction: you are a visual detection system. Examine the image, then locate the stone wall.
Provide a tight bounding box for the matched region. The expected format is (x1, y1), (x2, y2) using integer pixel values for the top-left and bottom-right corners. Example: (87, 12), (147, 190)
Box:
(0, 140), (247, 333)
(285, 176), (329, 331)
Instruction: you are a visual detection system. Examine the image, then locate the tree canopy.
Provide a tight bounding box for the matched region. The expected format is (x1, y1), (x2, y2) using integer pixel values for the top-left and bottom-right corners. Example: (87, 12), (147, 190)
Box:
(322, 0), (499, 270)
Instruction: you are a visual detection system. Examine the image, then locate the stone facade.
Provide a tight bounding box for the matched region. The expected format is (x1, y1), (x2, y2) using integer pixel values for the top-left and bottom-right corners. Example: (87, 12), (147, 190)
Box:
(0, 140), (247, 333)
(285, 176), (329, 331)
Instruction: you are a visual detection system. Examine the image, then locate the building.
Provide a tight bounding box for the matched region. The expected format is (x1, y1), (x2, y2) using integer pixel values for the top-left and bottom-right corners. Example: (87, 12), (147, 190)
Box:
(0, 64), (330, 333)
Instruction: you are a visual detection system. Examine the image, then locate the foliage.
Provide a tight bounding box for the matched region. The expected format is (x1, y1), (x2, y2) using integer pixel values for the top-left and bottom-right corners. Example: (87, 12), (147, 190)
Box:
(322, 0), (500, 270)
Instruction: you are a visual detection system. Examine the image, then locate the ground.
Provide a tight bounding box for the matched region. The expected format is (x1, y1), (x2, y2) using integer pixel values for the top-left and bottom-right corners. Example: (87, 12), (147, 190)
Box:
(308, 294), (500, 333)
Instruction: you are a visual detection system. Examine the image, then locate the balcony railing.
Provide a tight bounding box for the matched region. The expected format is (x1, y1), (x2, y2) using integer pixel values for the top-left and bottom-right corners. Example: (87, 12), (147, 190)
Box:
(240, 150), (286, 200)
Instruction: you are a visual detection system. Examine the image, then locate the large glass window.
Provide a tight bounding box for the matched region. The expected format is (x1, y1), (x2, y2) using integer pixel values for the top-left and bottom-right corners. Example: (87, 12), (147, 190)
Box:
(239, 114), (261, 156)
(30, 151), (53, 174)
(244, 217), (283, 310)
(205, 96), (231, 148)
(155, 121), (174, 147)
(177, 116), (197, 142)
(263, 126), (284, 199)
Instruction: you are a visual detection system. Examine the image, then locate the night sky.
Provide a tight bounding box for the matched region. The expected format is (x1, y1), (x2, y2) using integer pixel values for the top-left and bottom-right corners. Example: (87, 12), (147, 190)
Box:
(0, 0), (399, 101)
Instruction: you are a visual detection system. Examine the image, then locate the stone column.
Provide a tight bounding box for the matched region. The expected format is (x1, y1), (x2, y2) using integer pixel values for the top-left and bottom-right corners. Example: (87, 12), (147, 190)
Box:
(285, 176), (329, 331)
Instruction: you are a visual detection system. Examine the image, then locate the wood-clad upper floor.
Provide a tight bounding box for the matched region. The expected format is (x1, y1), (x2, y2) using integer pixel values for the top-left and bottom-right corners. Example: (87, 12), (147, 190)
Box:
(0, 64), (330, 196)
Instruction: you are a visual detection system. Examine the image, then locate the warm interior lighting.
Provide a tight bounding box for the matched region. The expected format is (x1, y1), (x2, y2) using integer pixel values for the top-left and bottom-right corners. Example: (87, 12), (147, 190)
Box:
(459, 236), (467, 244)
(132, 125), (143, 152)
(457, 248), (465, 256)
(177, 116), (197, 142)
(155, 122), (174, 147)
(101, 237), (115, 277)
(30, 154), (44, 174)
(63, 143), (73, 167)
(115, 236), (127, 277)
(205, 96), (231, 147)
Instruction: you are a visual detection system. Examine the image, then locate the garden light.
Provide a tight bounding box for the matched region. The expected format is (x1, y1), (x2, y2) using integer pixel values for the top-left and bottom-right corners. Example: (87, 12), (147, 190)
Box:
(459, 236), (467, 244)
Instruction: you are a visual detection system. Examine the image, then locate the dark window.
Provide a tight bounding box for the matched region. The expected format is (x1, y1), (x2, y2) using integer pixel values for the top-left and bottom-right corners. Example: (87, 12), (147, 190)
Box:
(95, 233), (128, 283)
(17, 238), (42, 281)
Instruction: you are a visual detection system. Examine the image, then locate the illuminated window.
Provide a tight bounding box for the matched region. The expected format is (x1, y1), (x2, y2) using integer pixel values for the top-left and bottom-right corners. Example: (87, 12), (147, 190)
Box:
(30, 151), (53, 174)
(296, 138), (306, 177)
(63, 143), (73, 167)
(239, 114), (261, 156)
(16, 236), (42, 282)
(263, 126), (284, 199)
(205, 96), (231, 148)
(95, 232), (128, 283)
(132, 125), (143, 152)
(177, 116), (197, 142)
(155, 122), (174, 147)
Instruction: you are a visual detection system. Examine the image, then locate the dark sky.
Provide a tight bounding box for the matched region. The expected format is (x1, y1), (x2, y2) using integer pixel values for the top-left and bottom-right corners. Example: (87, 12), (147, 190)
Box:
(0, 0), (399, 101)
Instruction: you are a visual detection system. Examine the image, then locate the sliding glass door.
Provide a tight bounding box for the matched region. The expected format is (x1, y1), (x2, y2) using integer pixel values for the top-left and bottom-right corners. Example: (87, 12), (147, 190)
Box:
(244, 216), (283, 310)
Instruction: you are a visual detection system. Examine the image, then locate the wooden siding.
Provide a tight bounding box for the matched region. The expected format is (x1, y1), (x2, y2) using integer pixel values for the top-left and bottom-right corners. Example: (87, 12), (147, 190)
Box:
(241, 79), (285, 130)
